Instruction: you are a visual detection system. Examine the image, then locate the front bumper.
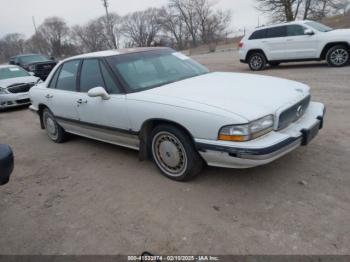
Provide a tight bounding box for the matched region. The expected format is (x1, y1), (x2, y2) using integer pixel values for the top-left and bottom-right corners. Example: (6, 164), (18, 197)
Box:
(196, 102), (325, 169)
(0, 93), (31, 109)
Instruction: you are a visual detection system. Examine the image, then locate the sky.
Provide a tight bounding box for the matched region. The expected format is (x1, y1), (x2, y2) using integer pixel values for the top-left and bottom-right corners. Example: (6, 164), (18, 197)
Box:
(0, 0), (266, 38)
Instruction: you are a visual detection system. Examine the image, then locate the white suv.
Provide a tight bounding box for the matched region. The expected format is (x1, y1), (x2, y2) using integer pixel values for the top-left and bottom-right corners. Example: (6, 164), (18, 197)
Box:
(239, 20), (350, 70)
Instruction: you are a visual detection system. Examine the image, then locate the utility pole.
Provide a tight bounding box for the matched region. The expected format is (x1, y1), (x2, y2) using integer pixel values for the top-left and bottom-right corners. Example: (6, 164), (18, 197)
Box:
(101, 0), (117, 49)
(32, 16), (38, 34)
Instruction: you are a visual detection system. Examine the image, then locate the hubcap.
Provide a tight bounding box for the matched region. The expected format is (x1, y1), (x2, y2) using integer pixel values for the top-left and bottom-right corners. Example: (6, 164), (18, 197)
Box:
(330, 49), (348, 66)
(45, 113), (58, 140)
(250, 55), (263, 70)
(152, 132), (187, 177)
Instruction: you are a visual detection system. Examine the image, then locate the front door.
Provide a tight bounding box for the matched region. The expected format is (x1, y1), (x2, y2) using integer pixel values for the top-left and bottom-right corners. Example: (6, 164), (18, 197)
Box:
(75, 59), (138, 149)
(284, 25), (319, 59)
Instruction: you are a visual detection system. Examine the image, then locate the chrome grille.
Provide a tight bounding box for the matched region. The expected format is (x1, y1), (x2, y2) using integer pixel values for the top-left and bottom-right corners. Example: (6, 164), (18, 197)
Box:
(277, 95), (311, 130)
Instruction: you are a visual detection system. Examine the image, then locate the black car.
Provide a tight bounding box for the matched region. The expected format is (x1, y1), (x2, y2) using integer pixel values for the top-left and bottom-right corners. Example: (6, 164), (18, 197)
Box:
(9, 54), (57, 80)
(0, 144), (14, 186)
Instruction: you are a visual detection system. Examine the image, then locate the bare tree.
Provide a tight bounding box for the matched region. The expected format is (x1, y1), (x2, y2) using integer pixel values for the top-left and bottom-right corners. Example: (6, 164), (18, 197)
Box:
(158, 6), (188, 49)
(169, 0), (202, 47)
(256, 0), (298, 22)
(257, 0), (350, 21)
(122, 8), (162, 47)
(0, 33), (26, 62)
(37, 17), (70, 57)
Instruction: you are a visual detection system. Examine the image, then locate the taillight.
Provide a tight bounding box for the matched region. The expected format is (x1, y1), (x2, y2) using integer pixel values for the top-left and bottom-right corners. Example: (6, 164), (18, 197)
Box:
(238, 42), (244, 49)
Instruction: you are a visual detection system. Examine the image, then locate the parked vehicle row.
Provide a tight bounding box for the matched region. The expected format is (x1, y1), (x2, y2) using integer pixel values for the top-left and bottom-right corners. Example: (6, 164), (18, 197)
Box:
(28, 47), (325, 181)
(239, 20), (350, 70)
(9, 54), (57, 80)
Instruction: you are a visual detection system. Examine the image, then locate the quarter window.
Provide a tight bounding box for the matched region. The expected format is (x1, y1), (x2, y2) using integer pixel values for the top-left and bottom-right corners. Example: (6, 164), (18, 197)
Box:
(79, 59), (105, 93)
(56, 60), (80, 91)
(287, 25), (306, 36)
(266, 26), (287, 38)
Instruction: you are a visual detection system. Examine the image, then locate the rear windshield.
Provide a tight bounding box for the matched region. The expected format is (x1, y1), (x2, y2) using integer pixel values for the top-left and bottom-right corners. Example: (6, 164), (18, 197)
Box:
(0, 67), (30, 80)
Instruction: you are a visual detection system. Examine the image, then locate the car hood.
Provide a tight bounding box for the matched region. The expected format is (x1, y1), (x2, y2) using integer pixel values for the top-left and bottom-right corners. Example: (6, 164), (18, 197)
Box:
(326, 28), (350, 36)
(137, 72), (310, 121)
(0, 76), (39, 88)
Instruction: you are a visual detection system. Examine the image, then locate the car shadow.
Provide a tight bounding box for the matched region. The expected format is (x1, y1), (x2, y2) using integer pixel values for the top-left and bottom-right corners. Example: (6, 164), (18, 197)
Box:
(0, 105), (30, 113)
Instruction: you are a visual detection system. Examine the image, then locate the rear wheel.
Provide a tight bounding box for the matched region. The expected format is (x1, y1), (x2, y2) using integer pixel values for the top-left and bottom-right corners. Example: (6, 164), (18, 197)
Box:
(150, 125), (203, 181)
(326, 45), (349, 67)
(42, 109), (68, 143)
(248, 52), (267, 71)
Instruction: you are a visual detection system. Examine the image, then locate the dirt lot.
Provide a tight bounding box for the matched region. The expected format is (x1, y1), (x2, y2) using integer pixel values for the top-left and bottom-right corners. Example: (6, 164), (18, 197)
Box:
(0, 51), (350, 255)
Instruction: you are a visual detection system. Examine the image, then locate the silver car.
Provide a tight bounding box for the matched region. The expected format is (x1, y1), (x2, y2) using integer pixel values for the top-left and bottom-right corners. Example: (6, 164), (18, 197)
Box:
(0, 65), (40, 110)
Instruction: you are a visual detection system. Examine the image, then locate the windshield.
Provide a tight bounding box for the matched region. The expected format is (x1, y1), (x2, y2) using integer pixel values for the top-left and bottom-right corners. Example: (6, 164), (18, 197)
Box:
(0, 67), (30, 80)
(19, 54), (49, 65)
(305, 21), (333, 32)
(106, 49), (209, 92)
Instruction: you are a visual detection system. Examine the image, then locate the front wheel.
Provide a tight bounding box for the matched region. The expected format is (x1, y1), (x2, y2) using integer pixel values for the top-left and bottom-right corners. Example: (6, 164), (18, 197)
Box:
(326, 45), (349, 67)
(150, 125), (204, 181)
(42, 109), (68, 143)
(248, 52), (267, 71)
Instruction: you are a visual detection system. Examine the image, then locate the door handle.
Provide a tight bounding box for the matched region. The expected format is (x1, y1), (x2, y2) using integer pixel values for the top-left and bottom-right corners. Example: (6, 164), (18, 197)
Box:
(286, 39), (294, 42)
(77, 99), (88, 105)
(45, 94), (53, 99)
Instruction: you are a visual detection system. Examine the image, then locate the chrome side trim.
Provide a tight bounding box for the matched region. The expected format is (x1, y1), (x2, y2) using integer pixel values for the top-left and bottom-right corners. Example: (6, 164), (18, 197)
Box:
(57, 119), (140, 151)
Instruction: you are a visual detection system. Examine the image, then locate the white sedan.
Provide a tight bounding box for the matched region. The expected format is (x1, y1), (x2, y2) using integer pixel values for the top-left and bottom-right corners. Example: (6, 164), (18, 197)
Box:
(0, 65), (39, 110)
(29, 48), (325, 181)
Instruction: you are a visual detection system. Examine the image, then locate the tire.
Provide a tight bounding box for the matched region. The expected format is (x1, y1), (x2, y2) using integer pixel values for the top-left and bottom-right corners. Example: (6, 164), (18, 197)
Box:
(150, 124), (204, 181)
(269, 62), (280, 67)
(248, 52), (267, 71)
(42, 108), (68, 143)
(326, 45), (349, 67)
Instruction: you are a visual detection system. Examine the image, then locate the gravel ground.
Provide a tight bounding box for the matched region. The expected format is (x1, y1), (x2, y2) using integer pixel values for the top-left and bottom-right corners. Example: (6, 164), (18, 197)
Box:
(0, 51), (349, 255)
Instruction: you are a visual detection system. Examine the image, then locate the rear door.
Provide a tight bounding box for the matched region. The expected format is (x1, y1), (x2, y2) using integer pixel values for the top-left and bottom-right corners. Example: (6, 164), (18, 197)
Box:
(44, 60), (82, 121)
(284, 24), (319, 59)
(264, 26), (288, 60)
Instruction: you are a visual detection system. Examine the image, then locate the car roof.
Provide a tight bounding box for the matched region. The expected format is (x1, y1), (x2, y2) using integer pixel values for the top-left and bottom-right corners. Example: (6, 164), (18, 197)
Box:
(64, 47), (172, 62)
(12, 53), (43, 58)
(254, 20), (312, 30)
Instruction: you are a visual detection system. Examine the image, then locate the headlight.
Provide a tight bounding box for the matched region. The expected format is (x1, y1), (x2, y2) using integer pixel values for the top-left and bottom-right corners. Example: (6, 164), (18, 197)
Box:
(28, 65), (36, 71)
(218, 115), (274, 142)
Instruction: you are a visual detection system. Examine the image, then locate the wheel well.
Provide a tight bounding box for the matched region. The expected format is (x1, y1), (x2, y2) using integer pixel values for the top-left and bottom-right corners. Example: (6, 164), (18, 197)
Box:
(246, 49), (267, 61)
(138, 119), (195, 161)
(38, 104), (48, 129)
(320, 42), (350, 60)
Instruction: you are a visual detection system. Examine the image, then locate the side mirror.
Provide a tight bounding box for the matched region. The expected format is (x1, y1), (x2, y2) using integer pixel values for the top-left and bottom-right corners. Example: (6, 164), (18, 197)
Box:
(29, 72), (35, 76)
(9, 61), (15, 65)
(50, 57), (55, 61)
(0, 144), (14, 186)
(88, 87), (111, 100)
(304, 29), (314, 35)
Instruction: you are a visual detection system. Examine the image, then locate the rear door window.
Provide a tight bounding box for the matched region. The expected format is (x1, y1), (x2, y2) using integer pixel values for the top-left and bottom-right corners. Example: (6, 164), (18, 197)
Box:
(267, 26), (287, 38)
(249, 29), (267, 40)
(56, 60), (81, 92)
